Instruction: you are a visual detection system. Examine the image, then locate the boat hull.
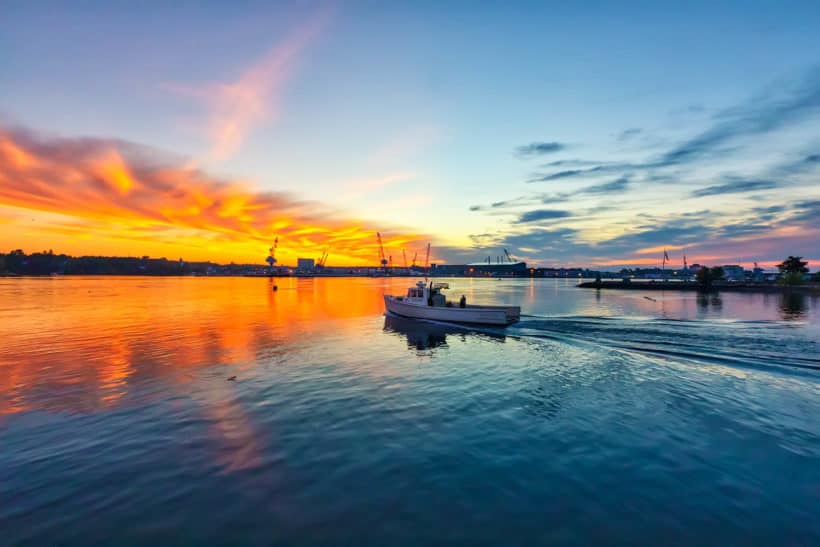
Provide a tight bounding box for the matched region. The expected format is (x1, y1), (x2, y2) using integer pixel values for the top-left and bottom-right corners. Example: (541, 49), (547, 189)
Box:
(384, 295), (519, 326)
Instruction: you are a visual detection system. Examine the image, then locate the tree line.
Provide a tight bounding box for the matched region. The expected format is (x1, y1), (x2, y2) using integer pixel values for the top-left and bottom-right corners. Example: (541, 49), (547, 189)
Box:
(0, 249), (223, 276)
(695, 256), (814, 289)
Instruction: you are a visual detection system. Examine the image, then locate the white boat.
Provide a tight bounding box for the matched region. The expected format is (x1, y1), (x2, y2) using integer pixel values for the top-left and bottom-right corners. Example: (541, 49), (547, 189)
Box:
(384, 281), (520, 326)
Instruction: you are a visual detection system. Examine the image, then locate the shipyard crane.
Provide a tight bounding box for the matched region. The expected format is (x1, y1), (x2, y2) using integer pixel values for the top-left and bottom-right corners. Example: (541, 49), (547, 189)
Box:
(402, 249), (408, 269)
(317, 248), (329, 268)
(376, 232), (388, 271)
(412, 251), (418, 268)
(266, 237), (278, 270)
(424, 243), (431, 273)
(504, 248), (515, 263)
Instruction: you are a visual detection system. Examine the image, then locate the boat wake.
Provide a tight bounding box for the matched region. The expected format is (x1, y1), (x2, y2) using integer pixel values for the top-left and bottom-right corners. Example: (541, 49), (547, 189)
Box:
(390, 313), (820, 373)
(520, 316), (820, 373)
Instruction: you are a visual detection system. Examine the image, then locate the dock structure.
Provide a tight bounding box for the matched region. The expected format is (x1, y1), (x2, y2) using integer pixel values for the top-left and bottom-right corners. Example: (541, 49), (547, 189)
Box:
(577, 280), (820, 294)
(431, 261), (528, 276)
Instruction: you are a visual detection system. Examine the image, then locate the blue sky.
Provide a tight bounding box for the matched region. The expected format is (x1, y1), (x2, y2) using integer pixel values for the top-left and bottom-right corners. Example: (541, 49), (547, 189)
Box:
(1, 1), (819, 267)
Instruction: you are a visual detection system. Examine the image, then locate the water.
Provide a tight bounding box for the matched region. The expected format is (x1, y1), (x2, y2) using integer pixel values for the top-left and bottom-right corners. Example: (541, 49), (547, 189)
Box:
(1, 277), (818, 545)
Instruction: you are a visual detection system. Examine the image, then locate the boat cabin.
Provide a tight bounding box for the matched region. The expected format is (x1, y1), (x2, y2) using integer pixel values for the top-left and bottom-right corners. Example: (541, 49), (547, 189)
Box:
(404, 281), (449, 307)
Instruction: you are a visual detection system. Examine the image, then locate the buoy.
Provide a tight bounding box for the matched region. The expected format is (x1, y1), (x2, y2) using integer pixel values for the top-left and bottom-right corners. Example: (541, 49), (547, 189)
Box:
(273, 285), (278, 291)
(227, 376), (237, 381)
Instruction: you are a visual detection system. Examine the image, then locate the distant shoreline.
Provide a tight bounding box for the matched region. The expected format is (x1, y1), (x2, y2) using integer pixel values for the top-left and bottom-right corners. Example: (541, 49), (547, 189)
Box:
(578, 280), (820, 294)
(4, 273), (819, 295)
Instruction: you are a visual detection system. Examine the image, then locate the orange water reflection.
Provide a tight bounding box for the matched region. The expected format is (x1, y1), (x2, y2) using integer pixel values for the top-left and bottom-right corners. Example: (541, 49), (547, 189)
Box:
(0, 276), (399, 418)
(3, 277), (816, 419)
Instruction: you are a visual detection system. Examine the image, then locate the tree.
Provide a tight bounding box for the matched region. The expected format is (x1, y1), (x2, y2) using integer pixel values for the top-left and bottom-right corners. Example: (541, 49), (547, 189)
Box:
(695, 266), (724, 290)
(696, 267), (714, 288)
(777, 256), (808, 274)
(777, 256), (809, 286)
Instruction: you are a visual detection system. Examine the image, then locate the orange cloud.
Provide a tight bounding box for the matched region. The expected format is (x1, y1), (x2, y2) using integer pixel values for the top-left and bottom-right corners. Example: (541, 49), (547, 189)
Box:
(0, 124), (425, 265)
(167, 7), (332, 162)
(634, 244), (688, 256)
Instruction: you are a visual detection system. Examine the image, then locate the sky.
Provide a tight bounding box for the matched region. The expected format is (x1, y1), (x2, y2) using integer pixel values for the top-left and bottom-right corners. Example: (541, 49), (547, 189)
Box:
(1, 1), (819, 269)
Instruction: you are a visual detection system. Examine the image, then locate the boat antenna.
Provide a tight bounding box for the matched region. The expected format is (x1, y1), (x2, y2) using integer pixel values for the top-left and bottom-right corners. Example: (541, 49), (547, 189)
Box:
(424, 242), (431, 282)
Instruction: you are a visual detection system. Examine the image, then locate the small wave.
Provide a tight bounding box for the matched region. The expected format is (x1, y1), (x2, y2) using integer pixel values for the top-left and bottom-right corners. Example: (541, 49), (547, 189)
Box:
(512, 315), (820, 374)
(385, 313), (819, 373)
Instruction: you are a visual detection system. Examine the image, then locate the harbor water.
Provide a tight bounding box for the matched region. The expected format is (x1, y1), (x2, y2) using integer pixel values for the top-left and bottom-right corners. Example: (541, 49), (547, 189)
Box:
(1, 277), (818, 545)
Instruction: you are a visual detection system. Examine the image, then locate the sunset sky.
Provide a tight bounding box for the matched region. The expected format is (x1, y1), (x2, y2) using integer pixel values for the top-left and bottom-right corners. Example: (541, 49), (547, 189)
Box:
(1, 1), (819, 268)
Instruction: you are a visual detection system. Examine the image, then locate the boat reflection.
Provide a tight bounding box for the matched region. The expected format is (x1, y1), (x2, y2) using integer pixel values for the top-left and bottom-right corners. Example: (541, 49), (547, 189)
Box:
(779, 291), (808, 321)
(696, 292), (723, 311)
(382, 314), (506, 352)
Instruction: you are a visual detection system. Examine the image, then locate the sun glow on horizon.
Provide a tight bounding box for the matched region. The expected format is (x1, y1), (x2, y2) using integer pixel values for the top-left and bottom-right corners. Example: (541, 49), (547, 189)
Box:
(0, 125), (428, 266)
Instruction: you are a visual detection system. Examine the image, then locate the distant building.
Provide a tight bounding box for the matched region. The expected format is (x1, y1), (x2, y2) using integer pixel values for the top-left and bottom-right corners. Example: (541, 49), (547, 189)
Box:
(721, 265), (745, 281)
(431, 261), (528, 276)
(466, 261), (527, 275)
(296, 258), (315, 270)
(538, 267), (588, 277)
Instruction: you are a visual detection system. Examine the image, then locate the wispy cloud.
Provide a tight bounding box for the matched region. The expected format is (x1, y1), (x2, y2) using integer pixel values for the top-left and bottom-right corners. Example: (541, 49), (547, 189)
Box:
(525, 69), (820, 192)
(472, 70), (820, 266)
(489, 199), (820, 268)
(468, 192), (575, 213)
(691, 178), (780, 197)
(517, 209), (571, 223)
(579, 176), (630, 195)
(528, 165), (611, 182)
(515, 141), (567, 157)
(788, 199), (820, 227)
(617, 128), (642, 141)
(660, 67), (820, 165)
(468, 177), (628, 218)
(540, 159), (602, 168)
(169, 8), (332, 162)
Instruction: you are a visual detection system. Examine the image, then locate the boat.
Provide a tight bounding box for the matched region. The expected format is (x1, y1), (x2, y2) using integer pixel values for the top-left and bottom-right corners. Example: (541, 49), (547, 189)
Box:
(384, 281), (520, 326)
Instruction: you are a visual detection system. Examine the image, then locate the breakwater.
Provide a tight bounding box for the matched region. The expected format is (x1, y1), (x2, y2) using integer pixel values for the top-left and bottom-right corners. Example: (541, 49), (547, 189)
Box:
(578, 280), (820, 293)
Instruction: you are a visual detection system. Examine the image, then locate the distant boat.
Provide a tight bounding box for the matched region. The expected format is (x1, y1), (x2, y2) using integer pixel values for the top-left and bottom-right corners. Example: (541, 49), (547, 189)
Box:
(384, 281), (520, 326)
